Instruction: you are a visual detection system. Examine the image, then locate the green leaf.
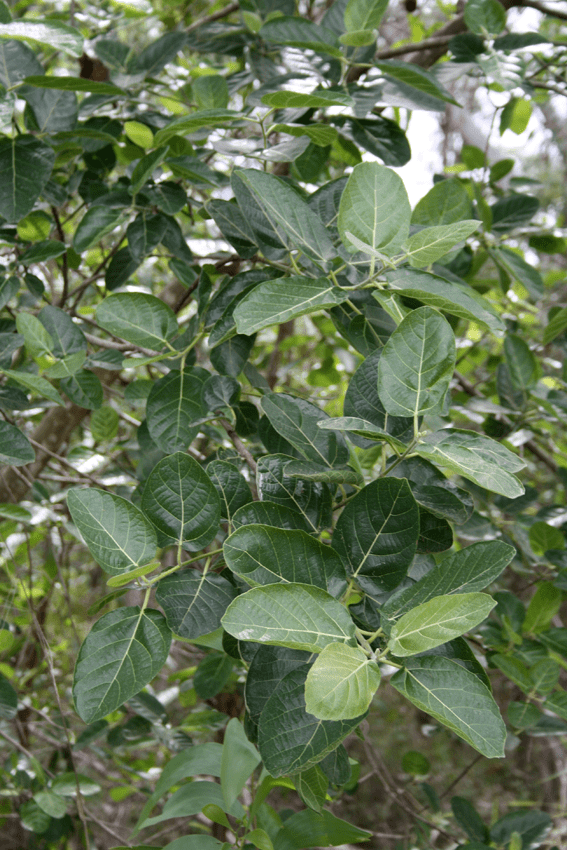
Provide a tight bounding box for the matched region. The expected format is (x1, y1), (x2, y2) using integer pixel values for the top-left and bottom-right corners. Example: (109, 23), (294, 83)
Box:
(490, 811), (552, 850)
(24, 73), (124, 95)
(233, 276), (347, 335)
(141, 452), (220, 549)
(106, 562), (159, 587)
(256, 454), (332, 532)
(490, 246), (543, 300)
(73, 207), (123, 254)
(490, 195), (539, 234)
(523, 583), (562, 634)
(0, 672), (17, 719)
(382, 540), (515, 624)
(543, 306), (567, 344)
(1, 369), (64, 406)
(194, 653), (233, 699)
(33, 790), (67, 819)
(153, 109), (244, 146)
(318, 417), (407, 453)
(44, 351), (87, 379)
(293, 766), (328, 813)
(20, 85), (77, 133)
(127, 212), (168, 264)
(67, 488), (157, 575)
(0, 136), (54, 224)
(96, 293), (178, 351)
(404, 220), (480, 267)
(223, 525), (347, 594)
(90, 406), (120, 441)
(385, 455), (474, 525)
(261, 90), (354, 109)
(145, 367), (208, 452)
(232, 500), (312, 534)
(344, 0), (389, 31)
(0, 420), (35, 466)
(333, 478), (419, 593)
(221, 583), (356, 653)
(132, 742), (223, 833)
(416, 429), (525, 498)
(0, 20), (83, 56)
(464, 0), (506, 35)
(261, 393), (349, 467)
(207, 460), (253, 521)
(377, 306), (456, 418)
(412, 179), (473, 226)
(348, 116), (411, 167)
(271, 123), (338, 147)
(73, 606), (171, 723)
(343, 348), (412, 444)
(15, 313), (53, 358)
(232, 168), (336, 267)
(391, 656), (506, 757)
(207, 199), (258, 258)
(156, 571), (236, 639)
(221, 718), (261, 810)
(451, 797), (490, 843)
(0, 40), (42, 87)
(21, 239), (67, 264)
(388, 592), (496, 657)
(504, 334), (539, 391)
(376, 60), (461, 110)
(246, 644), (312, 724)
(274, 808), (372, 847)
(304, 642), (381, 720)
(258, 665), (365, 776)
(139, 781), (242, 830)
(259, 17), (341, 57)
(529, 521), (564, 556)
(284, 460), (364, 487)
(60, 370), (103, 410)
(338, 162), (410, 255)
(382, 268), (505, 335)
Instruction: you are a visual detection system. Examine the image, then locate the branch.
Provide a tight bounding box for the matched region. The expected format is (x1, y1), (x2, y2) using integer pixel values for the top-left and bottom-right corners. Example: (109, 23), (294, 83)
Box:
(521, 0), (567, 20)
(532, 81), (567, 96)
(374, 34), (454, 61)
(187, 2), (239, 33)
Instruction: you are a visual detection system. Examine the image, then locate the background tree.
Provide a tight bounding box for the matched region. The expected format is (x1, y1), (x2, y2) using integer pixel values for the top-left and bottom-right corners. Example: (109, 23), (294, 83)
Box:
(0, 0), (567, 849)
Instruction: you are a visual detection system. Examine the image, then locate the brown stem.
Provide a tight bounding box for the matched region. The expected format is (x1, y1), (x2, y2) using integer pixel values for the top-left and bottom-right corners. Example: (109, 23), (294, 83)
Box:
(187, 1), (239, 32)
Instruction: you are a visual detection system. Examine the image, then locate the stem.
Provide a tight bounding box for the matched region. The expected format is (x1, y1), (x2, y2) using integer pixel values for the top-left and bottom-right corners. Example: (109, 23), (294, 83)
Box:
(145, 548), (224, 586)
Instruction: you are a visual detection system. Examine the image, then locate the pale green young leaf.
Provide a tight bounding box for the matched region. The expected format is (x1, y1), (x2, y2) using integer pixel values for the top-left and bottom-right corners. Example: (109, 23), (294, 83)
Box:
(344, 0), (388, 31)
(404, 220), (480, 267)
(377, 306), (456, 417)
(221, 583), (357, 653)
(338, 162), (411, 255)
(221, 718), (261, 810)
(304, 642), (381, 720)
(388, 592), (496, 657)
(261, 90), (354, 109)
(233, 276), (347, 335)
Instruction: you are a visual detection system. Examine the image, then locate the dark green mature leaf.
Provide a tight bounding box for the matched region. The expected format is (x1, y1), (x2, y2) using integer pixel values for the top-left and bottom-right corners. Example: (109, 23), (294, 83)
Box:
(386, 456), (474, 525)
(146, 367), (208, 452)
(24, 74), (121, 94)
(207, 199), (258, 258)
(261, 393), (349, 467)
(318, 417), (407, 453)
(504, 333), (539, 389)
(416, 430), (524, 498)
(73, 207), (123, 254)
(221, 583), (357, 653)
(1, 369), (64, 407)
(348, 117), (411, 167)
(246, 645), (312, 725)
(417, 508), (453, 553)
(284, 460), (363, 487)
(259, 17), (341, 57)
(0, 672), (17, 719)
(333, 478), (419, 593)
(0, 40), (42, 87)
(194, 654), (233, 699)
(234, 276), (347, 335)
(207, 460), (253, 521)
(20, 86), (77, 132)
(60, 370), (103, 409)
(38, 306), (87, 357)
(490, 810), (552, 849)
(490, 246), (544, 300)
(138, 781), (242, 830)
(338, 161), (411, 255)
(127, 213), (168, 263)
(232, 500), (313, 533)
(383, 269), (505, 335)
(273, 808), (372, 847)
(141, 452), (221, 549)
(304, 643), (381, 720)
(388, 592), (496, 656)
(96, 293), (178, 351)
(258, 665), (365, 776)
(156, 571), (237, 639)
(73, 607), (171, 723)
(490, 194), (539, 233)
(0, 136), (54, 223)
(451, 796), (490, 843)
(377, 306), (456, 418)
(232, 168), (336, 267)
(224, 525), (346, 594)
(68, 488), (157, 575)
(391, 656), (506, 757)
(376, 60), (461, 110)
(0, 20), (84, 56)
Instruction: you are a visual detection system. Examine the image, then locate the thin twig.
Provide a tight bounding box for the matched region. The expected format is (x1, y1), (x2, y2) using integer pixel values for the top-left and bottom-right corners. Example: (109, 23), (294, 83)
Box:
(220, 418), (258, 475)
(51, 206), (69, 307)
(439, 752), (484, 799)
(27, 438), (109, 489)
(187, 2), (239, 33)
(375, 34), (454, 61)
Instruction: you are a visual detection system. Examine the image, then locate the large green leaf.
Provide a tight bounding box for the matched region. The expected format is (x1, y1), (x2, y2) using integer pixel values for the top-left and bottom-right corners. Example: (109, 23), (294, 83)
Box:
(138, 780), (243, 829)
(232, 168), (336, 267)
(261, 394), (349, 467)
(0, 40), (43, 87)
(348, 117), (411, 167)
(416, 429), (525, 498)
(272, 809), (372, 847)
(259, 17), (342, 57)
(221, 583), (357, 653)
(0, 369), (64, 407)
(73, 607), (171, 723)
(344, 0), (389, 31)
(338, 162), (410, 255)
(16, 313), (53, 357)
(332, 478), (419, 593)
(490, 246), (544, 300)
(0, 421), (35, 466)
(67, 488), (157, 575)
(382, 268), (505, 335)
(245, 644), (312, 724)
(153, 109), (244, 146)
(464, 0), (506, 35)
(38, 305), (87, 357)
(145, 367), (209, 453)
(19, 85), (78, 133)
(96, 293), (178, 351)
(391, 656), (506, 757)
(412, 179), (473, 226)
(381, 540), (515, 620)
(256, 455), (332, 532)
(221, 718), (261, 810)
(233, 276), (347, 335)
(404, 221), (480, 267)
(258, 665), (365, 776)
(304, 643), (381, 720)
(0, 136), (54, 223)
(141, 452), (221, 550)
(0, 20), (83, 55)
(377, 306), (456, 418)
(156, 571), (237, 639)
(207, 460), (253, 521)
(388, 592), (496, 656)
(223, 525), (347, 595)
(386, 455), (473, 525)
(343, 349), (412, 445)
(127, 212), (168, 263)
(73, 207), (123, 254)
(232, 500), (313, 534)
